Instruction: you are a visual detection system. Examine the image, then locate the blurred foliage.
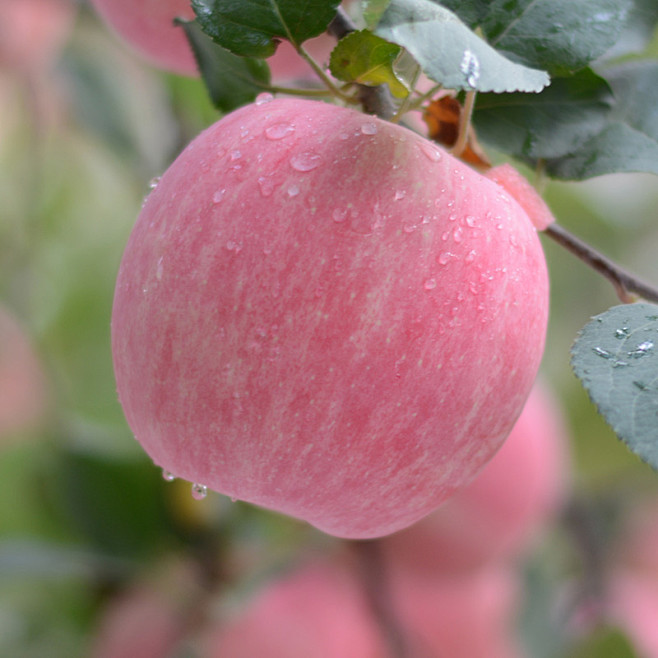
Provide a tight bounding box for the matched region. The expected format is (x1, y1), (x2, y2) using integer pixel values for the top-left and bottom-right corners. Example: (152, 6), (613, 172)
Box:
(1, 2), (658, 657)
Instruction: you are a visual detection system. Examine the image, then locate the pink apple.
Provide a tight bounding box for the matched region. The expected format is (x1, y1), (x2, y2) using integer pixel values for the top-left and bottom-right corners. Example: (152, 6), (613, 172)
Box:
(0, 305), (49, 441)
(205, 560), (388, 658)
(88, 0), (335, 79)
(380, 382), (571, 572)
(0, 0), (74, 73)
(111, 97), (549, 538)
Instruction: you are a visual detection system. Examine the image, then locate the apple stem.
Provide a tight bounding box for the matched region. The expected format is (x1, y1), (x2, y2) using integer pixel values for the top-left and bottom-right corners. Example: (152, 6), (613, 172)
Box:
(451, 89), (477, 158)
(544, 223), (658, 304)
(352, 540), (411, 658)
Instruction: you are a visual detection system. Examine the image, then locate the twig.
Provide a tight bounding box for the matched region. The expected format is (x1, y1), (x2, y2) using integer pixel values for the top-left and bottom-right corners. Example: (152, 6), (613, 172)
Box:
(544, 223), (658, 304)
(451, 89), (477, 158)
(327, 7), (397, 119)
(352, 540), (410, 658)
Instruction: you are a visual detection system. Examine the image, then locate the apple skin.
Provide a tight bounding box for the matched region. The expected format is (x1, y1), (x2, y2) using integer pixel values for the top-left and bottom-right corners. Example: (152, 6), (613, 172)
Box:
(205, 561), (388, 658)
(380, 382), (570, 572)
(111, 97), (549, 539)
(89, 0), (335, 79)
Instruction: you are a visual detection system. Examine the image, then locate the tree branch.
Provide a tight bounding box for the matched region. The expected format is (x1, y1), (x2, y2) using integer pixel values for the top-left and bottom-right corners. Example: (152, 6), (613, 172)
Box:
(544, 223), (658, 304)
(327, 7), (397, 119)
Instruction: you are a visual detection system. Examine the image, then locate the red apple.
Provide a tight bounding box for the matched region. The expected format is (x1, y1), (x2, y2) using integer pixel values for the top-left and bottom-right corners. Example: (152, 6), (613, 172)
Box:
(205, 560), (388, 658)
(111, 97), (549, 538)
(380, 382), (570, 572)
(88, 0), (335, 80)
(0, 305), (48, 441)
(0, 0), (74, 73)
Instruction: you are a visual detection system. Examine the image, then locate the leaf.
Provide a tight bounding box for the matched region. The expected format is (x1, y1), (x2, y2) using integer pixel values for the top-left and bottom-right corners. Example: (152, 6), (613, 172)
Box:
(571, 303), (658, 471)
(362, 0), (393, 28)
(374, 0), (549, 93)
(569, 626), (638, 658)
(329, 30), (408, 98)
(479, 0), (633, 76)
(545, 60), (658, 179)
(473, 68), (613, 161)
(604, 0), (658, 59)
(192, 0), (341, 58)
(429, 0), (490, 29)
(180, 19), (270, 113)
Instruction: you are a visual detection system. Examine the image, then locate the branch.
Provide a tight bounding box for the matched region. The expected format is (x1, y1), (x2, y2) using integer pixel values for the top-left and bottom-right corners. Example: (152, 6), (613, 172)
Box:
(544, 222), (658, 304)
(327, 7), (397, 119)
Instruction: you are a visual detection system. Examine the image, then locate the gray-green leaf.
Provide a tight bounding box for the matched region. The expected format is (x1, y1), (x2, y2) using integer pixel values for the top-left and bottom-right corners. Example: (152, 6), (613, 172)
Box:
(571, 303), (658, 470)
(374, 0), (549, 93)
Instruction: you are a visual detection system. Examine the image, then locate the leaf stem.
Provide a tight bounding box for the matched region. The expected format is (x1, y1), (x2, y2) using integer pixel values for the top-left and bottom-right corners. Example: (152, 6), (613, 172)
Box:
(544, 223), (658, 304)
(296, 43), (355, 103)
(451, 89), (477, 158)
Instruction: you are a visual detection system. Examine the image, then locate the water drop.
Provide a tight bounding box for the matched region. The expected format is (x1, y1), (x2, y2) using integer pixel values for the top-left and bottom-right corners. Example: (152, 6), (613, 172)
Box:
(424, 278), (437, 290)
(628, 340), (654, 358)
(287, 184), (300, 197)
(592, 347), (613, 359)
(230, 149), (242, 161)
(265, 122), (295, 140)
(420, 142), (442, 162)
(255, 92), (274, 105)
(225, 240), (242, 253)
(615, 327), (630, 339)
(460, 49), (480, 88)
(290, 152), (321, 172)
(191, 483), (208, 500)
(339, 132), (350, 140)
(453, 227), (464, 242)
(438, 252), (455, 265)
(148, 176), (161, 190)
(162, 469), (175, 482)
(258, 176), (275, 197)
(156, 256), (164, 281)
(465, 249), (477, 263)
(332, 208), (348, 223)
(394, 190), (406, 201)
(361, 122), (378, 135)
(212, 189), (226, 204)
(465, 215), (477, 228)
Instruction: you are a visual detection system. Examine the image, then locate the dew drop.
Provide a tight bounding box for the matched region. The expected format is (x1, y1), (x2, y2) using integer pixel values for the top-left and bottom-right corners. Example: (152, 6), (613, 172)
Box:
(420, 142), (442, 162)
(460, 49), (480, 88)
(258, 176), (275, 197)
(394, 190), (406, 201)
(465, 215), (477, 228)
(255, 92), (274, 105)
(212, 189), (226, 204)
(332, 208), (348, 223)
(593, 347), (613, 359)
(148, 176), (161, 190)
(628, 340), (654, 358)
(191, 483), (208, 500)
(230, 149), (242, 161)
(156, 256), (164, 281)
(290, 152), (321, 172)
(424, 278), (437, 290)
(339, 132), (350, 140)
(465, 249), (477, 263)
(287, 184), (300, 197)
(438, 252), (455, 265)
(265, 122), (295, 140)
(225, 240), (242, 253)
(361, 122), (378, 135)
(162, 469), (175, 482)
(453, 227), (464, 242)
(615, 327), (630, 339)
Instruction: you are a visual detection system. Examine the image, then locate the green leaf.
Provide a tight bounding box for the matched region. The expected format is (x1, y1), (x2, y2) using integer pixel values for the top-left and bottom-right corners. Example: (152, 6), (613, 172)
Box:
(479, 0), (633, 76)
(605, 0), (658, 58)
(429, 0), (490, 28)
(180, 19), (270, 113)
(569, 626), (638, 658)
(192, 0), (341, 58)
(362, 0), (393, 28)
(374, 0), (549, 93)
(546, 60), (658, 179)
(329, 30), (408, 98)
(571, 303), (658, 471)
(474, 69), (613, 160)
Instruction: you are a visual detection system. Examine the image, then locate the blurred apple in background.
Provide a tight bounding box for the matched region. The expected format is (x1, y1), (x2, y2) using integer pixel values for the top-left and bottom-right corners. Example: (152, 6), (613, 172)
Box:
(380, 382), (571, 572)
(0, 305), (49, 442)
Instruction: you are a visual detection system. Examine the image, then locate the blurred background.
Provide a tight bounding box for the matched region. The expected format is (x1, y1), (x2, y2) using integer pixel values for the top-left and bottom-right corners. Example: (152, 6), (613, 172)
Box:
(2, 1), (658, 657)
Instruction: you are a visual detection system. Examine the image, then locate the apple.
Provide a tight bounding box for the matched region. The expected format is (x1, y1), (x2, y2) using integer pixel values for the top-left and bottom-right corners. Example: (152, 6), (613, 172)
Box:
(0, 305), (49, 442)
(380, 382), (571, 572)
(111, 97), (550, 539)
(88, 0), (335, 80)
(0, 0), (74, 73)
(205, 560), (388, 658)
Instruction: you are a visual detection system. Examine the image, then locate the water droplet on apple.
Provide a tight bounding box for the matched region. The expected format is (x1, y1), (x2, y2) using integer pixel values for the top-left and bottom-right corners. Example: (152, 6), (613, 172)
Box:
(465, 215), (477, 228)
(191, 483), (208, 500)
(156, 256), (164, 280)
(265, 122), (295, 140)
(258, 176), (275, 197)
(332, 208), (348, 223)
(148, 176), (161, 190)
(361, 122), (378, 135)
(287, 184), (300, 197)
(255, 92), (274, 105)
(465, 249), (477, 263)
(420, 142), (442, 162)
(230, 149), (242, 161)
(225, 240), (242, 253)
(438, 252), (455, 265)
(162, 469), (175, 482)
(394, 190), (406, 200)
(453, 227), (464, 242)
(424, 278), (437, 290)
(212, 189), (226, 204)
(290, 152), (321, 172)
